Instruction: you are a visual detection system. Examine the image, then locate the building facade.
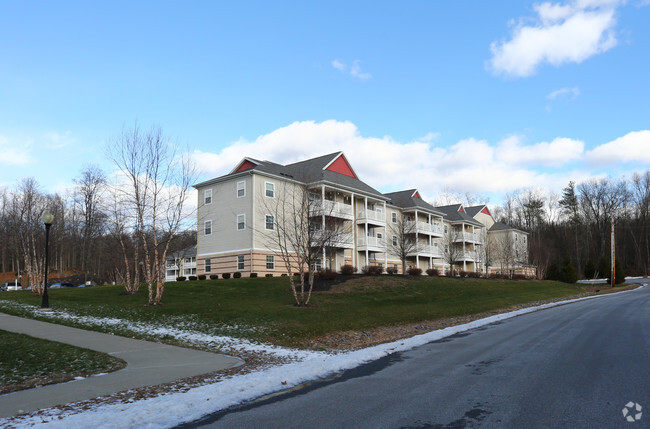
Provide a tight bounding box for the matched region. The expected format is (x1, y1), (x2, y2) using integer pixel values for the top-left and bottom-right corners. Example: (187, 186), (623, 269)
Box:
(194, 152), (528, 277)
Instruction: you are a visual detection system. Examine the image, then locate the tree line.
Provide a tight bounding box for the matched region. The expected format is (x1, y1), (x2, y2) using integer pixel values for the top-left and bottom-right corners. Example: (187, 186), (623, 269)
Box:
(0, 124), (196, 304)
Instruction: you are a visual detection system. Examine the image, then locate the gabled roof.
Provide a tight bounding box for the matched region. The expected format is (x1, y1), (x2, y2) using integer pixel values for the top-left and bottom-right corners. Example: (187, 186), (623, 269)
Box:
(489, 222), (529, 234)
(196, 152), (386, 199)
(465, 205), (492, 218)
(166, 245), (197, 260)
(384, 189), (445, 216)
(434, 204), (483, 227)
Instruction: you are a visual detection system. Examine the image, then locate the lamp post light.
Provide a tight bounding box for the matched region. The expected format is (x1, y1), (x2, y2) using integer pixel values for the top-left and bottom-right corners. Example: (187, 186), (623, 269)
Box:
(41, 211), (54, 310)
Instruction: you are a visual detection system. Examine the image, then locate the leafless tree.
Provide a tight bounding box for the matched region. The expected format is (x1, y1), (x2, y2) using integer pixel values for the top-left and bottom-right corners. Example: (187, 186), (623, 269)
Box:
(442, 225), (464, 275)
(258, 180), (349, 306)
(73, 165), (107, 278)
(106, 123), (195, 304)
(387, 213), (417, 274)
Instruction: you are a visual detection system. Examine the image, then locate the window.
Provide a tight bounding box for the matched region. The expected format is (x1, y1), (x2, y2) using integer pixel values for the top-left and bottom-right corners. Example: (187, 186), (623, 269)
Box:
(444, 225), (448, 234)
(392, 236), (398, 246)
(394, 264), (399, 272)
(266, 255), (275, 270)
(376, 207), (383, 213)
(378, 262), (383, 270)
(376, 232), (383, 239)
(237, 181), (246, 198)
(265, 214), (274, 230)
(238, 255), (245, 271)
(265, 182), (275, 198)
(391, 212), (397, 223)
(204, 220), (212, 236)
(237, 214), (245, 231)
(204, 189), (212, 205)
(205, 259), (211, 273)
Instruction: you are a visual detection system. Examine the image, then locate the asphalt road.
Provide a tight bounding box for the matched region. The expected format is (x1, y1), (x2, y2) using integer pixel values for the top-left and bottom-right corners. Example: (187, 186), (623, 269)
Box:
(185, 281), (649, 429)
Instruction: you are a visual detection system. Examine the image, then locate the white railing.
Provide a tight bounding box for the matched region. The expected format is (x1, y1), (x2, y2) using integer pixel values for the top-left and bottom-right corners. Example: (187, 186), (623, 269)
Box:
(454, 232), (483, 243)
(312, 200), (354, 219)
(358, 236), (386, 248)
(405, 221), (444, 235)
(357, 210), (386, 223)
(311, 232), (354, 248)
(408, 244), (444, 258)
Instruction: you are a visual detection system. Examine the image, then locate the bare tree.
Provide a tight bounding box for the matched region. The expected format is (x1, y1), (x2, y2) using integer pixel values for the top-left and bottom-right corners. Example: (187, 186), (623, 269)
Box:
(387, 213), (417, 274)
(106, 123), (195, 305)
(73, 165), (107, 278)
(442, 225), (464, 275)
(259, 180), (349, 306)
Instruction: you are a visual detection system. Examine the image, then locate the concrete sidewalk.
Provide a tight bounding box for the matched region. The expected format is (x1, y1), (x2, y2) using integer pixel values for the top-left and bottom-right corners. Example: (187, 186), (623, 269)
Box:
(0, 312), (243, 418)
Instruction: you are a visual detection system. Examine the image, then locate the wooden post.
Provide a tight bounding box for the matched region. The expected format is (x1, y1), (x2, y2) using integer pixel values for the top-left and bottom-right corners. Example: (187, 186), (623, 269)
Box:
(611, 217), (615, 287)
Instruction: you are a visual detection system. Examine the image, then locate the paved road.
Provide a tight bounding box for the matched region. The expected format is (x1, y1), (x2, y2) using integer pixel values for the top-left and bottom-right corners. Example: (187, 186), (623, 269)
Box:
(0, 313), (243, 418)
(188, 282), (649, 429)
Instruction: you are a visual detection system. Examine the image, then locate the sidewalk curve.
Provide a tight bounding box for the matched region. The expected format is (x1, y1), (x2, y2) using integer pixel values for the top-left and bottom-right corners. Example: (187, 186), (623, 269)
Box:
(0, 312), (243, 418)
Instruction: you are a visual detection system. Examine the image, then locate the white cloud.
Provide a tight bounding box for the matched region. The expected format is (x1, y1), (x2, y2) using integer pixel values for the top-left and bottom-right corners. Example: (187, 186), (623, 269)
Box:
(489, 0), (623, 77)
(43, 131), (74, 149)
(0, 136), (34, 166)
(547, 86), (581, 100)
(331, 59), (371, 80)
(586, 130), (650, 164)
(190, 120), (595, 200)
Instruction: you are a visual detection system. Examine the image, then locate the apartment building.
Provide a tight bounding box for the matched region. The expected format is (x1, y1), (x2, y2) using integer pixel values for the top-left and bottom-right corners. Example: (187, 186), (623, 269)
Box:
(465, 205), (533, 276)
(194, 152), (510, 277)
(164, 245), (197, 281)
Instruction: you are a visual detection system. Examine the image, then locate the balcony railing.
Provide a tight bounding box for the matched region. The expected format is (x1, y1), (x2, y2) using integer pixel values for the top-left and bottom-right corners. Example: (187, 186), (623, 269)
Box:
(453, 232), (484, 243)
(311, 200), (354, 219)
(408, 244), (444, 258)
(358, 236), (385, 250)
(357, 209), (386, 224)
(405, 221), (444, 236)
(311, 231), (354, 248)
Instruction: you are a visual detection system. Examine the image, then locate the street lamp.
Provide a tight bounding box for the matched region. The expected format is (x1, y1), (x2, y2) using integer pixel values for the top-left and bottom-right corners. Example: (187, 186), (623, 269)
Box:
(41, 211), (54, 310)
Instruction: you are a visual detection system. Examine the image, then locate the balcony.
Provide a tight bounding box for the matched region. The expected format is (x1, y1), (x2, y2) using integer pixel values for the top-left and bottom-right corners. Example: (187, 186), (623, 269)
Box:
(408, 244), (444, 258)
(405, 221), (444, 236)
(311, 200), (354, 220)
(357, 209), (386, 226)
(311, 231), (354, 249)
(453, 232), (483, 243)
(358, 236), (385, 252)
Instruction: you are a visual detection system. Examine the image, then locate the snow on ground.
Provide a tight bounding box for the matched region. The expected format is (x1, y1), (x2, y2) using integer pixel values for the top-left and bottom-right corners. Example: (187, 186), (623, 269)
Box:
(1, 286), (644, 429)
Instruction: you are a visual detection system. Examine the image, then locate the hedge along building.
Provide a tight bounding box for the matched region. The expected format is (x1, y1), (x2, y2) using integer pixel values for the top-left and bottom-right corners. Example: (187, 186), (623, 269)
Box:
(194, 152), (492, 277)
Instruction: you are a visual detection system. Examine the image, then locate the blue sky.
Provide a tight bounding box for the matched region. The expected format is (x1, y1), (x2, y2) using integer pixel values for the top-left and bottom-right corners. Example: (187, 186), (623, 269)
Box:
(1, 0), (649, 205)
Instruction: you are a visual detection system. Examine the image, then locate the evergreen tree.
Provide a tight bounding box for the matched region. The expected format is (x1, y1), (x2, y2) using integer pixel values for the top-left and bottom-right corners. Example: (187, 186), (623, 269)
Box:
(559, 258), (578, 283)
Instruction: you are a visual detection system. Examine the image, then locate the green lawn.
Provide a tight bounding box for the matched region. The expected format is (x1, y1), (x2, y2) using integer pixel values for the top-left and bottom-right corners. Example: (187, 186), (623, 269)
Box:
(0, 276), (586, 348)
(0, 330), (125, 394)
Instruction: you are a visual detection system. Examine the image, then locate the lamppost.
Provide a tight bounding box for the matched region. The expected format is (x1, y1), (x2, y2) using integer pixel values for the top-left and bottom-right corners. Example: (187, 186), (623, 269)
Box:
(41, 211), (54, 310)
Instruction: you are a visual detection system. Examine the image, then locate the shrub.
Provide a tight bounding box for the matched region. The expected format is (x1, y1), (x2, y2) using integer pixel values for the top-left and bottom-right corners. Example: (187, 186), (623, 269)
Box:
(188, 276), (197, 281)
(281, 273), (287, 277)
(233, 272), (242, 279)
(362, 265), (383, 275)
(386, 267), (396, 275)
(407, 267), (422, 276)
(265, 274), (273, 278)
(608, 259), (625, 285)
(466, 271), (481, 278)
(458, 270), (468, 278)
(198, 275), (206, 281)
(176, 276), (186, 282)
(250, 273), (258, 278)
(426, 268), (439, 276)
(222, 273), (231, 279)
(512, 274), (526, 280)
(340, 265), (356, 276)
(559, 258), (577, 283)
(317, 269), (338, 281)
(209, 274), (219, 280)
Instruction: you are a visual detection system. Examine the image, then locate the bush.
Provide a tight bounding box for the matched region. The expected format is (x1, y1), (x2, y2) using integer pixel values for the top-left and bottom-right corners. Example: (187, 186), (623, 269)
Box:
(512, 274), (526, 280)
(426, 268), (439, 276)
(265, 274), (273, 277)
(559, 258), (577, 283)
(362, 265), (382, 275)
(386, 267), (396, 275)
(458, 270), (468, 278)
(233, 272), (242, 279)
(250, 273), (258, 278)
(407, 267), (422, 276)
(340, 265), (356, 276)
(281, 273), (287, 277)
(188, 276), (197, 281)
(176, 276), (186, 282)
(209, 274), (219, 280)
(222, 273), (231, 279)
(198, 275), (206, 281)
(316, 269), (338, 281)
(466, 271), (481, 278)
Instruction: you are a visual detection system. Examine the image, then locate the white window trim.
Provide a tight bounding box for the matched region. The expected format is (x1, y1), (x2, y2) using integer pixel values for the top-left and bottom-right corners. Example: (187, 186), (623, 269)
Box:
(237, 181), (246, 198)
(204, 220), (212, 236)
(236, 214), (246, 231)
(265, 181), (275, 198)
(237, 254), (245, 271)
(391, 212), (397, 223)
(266, 255), (275, 270)
(205, 259), (211, 273)
(204, 189), (212, 205)
(265, 214), (275, 230)
(392, 235), (398, 246)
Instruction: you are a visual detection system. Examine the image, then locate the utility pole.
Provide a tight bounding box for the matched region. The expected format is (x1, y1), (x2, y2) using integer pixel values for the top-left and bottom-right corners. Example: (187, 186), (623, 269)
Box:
(611, 217), (615, 287)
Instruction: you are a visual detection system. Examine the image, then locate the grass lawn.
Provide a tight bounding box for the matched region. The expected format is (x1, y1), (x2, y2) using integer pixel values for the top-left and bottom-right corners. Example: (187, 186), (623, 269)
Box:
(0, 276), (590, 349)
(0, 330), (125, 394)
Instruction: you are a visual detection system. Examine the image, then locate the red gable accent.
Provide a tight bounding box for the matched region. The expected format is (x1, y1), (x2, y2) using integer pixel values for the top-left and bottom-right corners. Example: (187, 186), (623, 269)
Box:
(481, 207), (491, 216)
(413, 191), (421, 199)
(325, 155), (356, 178)
(458, 206), (464, 212)
(235, 160), (256, 172)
